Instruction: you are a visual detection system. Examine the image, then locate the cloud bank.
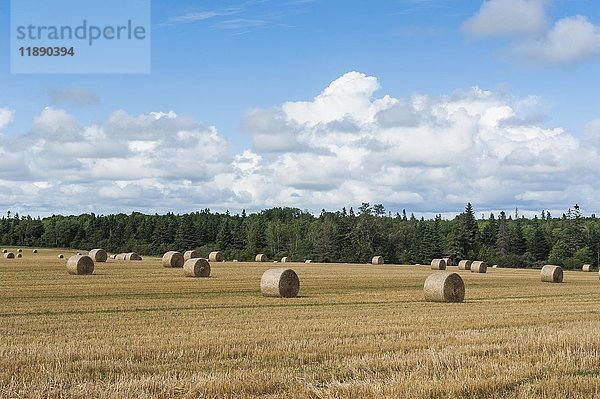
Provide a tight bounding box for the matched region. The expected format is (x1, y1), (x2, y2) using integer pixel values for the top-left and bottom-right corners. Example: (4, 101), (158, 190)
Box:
(464, 0), (600, 65)
(1, 72), (598, 216)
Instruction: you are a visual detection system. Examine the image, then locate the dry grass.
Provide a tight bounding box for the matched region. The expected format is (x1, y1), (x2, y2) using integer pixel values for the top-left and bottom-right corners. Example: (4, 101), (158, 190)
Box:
(1, 249), (600, 398)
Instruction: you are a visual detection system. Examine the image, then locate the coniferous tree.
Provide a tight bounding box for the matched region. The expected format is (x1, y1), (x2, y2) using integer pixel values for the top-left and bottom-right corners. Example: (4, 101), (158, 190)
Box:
(510, 219), (527, 255)
(314, 218), (335, 262)
(445, 222), (464, 261)
(174, 214), (196, 251)
(496, 211), (510, 256)
(216, 218), (234, 250)
(431, 216), (443, 259)
(565, 204), (585, 251)
(246, 218), (267, 256)
(373, 204), (385, 217)
(480, 213), (497, 246)
(528, 226), (550, 261)
(586, 225), (600, 267)
(335, 214), (353, 263)
(231, 214), (247, 250)
(458, 203), (479, 258)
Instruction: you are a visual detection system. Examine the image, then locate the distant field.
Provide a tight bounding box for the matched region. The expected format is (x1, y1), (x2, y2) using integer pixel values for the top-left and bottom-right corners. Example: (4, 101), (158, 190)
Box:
(1, 248), (600, 398)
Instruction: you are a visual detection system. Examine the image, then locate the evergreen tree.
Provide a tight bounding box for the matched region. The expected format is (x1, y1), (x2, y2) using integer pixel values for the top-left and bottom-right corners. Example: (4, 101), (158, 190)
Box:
(314, 218), (335, 262)
(565, 204), (585, 251)
(548, 240), (571, 266)
(528, 226), (550, 261)
(458, 202), (479, 256)
(231, 214), (247, 250)
(445, 223), (464, 261)
(480, 213), (497, 246)
(246, 218), (267, 255)
(216, 218), (234, 250)
(358, 202), (372, 216)
(510, 219), (527, 255)
(496, 211), (510, 255)
(334, 215), (353, 263)
(152, 217), (170, 247)
(585, 225), (600, 267)
(174, 214), (196, 251)
(373, 204), (385, 217)
(431, 216), (443, 259)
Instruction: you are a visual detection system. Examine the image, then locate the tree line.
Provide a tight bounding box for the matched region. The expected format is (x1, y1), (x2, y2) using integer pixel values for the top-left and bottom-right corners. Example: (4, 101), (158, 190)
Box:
(1, 203), (598, 269)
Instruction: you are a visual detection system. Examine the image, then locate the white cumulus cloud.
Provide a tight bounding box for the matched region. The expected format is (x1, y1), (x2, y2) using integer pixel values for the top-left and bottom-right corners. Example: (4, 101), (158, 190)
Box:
(464, 1), (600, 65)
(0, 107), (15, 129)
(514, 15), (600, 64)
(238, 72), (594, 213)
(463, 0), (548, 37)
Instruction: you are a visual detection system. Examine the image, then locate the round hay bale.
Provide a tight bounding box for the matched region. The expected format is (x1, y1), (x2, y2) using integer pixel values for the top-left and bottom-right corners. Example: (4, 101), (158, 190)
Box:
(66, 255), (94, 275)
(184, 250), (199, 261)
(255, 254), (267, 262)
(17, 249), (22, 253)
(541, 265), (563, 283)
(58, 254), (64, 259)
(458, 260), (472, 270)
(209, 251), (224, 262)
(1, 249), (6, 253)
(3, 252), (14, 259)
(424, 272), (465, 303)
(305, 260), (312, 263)
(431, 258), (446, 270)
(162, 251), (184, 268)
(492, 264), (499, 269)
(582, 264), (594, 272)
(233, 259), (239, 262)
(76, 252), (82, 256)
(260, 268), (300, 298)
(110, 254), (117, 259)
(89, 249), (107, 263)
(125, 252), (142, 261)
(470, 261), (487, 273)
(116, 253), (127, 260)
(32, 249), (38, 253)
(281, 256), (289, 263)
(372, 256), (384, 265)
(16, 253), (22, 258)
(273, 260), (278, 263)
(183, 258), (211, 277)
(442, 257), (452, 267)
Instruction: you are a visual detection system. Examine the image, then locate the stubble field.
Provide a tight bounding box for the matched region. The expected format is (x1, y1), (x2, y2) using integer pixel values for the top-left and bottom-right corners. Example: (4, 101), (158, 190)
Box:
(1, 249), (600, 398)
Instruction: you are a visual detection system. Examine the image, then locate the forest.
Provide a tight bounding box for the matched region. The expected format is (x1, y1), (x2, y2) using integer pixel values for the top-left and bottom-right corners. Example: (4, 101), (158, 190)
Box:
(1, 203), (598, 269)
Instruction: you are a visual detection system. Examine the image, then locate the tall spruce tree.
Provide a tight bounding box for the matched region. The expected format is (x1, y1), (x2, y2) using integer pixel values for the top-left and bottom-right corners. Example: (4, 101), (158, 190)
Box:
(481, 213), (497, 246)
(565, 204), (585, 251)
(510, 219), (527, 255)
(496, 211), (510, 255)
(458, 203), (479, 257)
(216, 218), (234, 250)
(528, 226), (550, 261)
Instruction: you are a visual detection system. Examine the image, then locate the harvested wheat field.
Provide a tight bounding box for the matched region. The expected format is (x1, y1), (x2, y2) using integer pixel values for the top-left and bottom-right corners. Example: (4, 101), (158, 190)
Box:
(1, 249), (600, 398)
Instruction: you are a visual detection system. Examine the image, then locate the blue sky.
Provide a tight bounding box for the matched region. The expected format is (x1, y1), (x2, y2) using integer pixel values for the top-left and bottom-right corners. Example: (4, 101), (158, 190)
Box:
(1, 0), (600, 217)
